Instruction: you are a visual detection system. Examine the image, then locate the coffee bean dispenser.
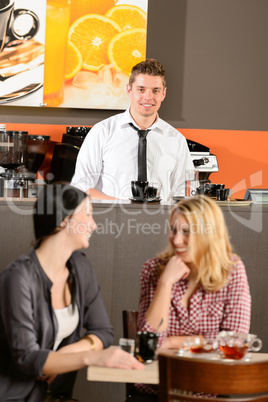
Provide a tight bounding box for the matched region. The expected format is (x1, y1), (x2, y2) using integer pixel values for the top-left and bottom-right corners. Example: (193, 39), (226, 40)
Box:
(0, 130), (28, 169)
(0, 130), (34, 198)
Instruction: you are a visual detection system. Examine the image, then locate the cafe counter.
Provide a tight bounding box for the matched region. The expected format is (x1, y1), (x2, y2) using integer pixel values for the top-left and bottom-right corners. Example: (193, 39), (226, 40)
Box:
(0, 198), (268, 402)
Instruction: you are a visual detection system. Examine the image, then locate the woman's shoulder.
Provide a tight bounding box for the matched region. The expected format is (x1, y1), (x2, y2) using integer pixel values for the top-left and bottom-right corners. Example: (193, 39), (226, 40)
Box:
(229, 255), (248, 280)
(0, 251), (40, 286)
(141, 257), (161, 278)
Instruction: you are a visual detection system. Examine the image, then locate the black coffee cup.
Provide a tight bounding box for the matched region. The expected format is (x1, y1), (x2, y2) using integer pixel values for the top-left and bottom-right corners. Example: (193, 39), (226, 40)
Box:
(146, 182), (162, 201)
(131, 181), (148, 201)
(136, 331), (159, 363)
(217, 188), (229, 201)
(0, 0), (40, 52)
(197, 183), (225, 197)
(209, 183), (225, 197)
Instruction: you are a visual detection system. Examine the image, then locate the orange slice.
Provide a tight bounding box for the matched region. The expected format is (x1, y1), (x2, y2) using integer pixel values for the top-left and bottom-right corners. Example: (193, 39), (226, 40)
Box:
(105, 5), (147, 31)
(69, 14), (121, 71)
(65, 41), (83, 81)
(108, 28), (146, 74)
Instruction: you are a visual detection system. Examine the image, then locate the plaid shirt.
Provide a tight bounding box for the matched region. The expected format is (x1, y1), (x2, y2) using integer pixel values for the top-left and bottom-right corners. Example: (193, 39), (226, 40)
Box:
(135, 256), (251, 395)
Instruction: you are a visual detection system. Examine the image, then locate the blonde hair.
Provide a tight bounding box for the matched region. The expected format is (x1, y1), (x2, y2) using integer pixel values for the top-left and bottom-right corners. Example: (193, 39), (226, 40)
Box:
(158, 195), (238, 292)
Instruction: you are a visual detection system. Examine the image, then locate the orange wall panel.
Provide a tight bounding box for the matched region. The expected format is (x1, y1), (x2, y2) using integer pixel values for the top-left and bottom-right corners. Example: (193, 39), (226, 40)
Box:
(181, 129), (268, 199)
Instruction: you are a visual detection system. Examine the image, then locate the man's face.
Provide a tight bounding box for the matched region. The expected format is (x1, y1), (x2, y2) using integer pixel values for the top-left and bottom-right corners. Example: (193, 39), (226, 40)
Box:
(127, 74), (166, 119)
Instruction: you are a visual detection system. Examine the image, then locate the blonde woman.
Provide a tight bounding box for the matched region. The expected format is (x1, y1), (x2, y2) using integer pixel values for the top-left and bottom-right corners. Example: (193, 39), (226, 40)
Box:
(130, 195), (251, 401)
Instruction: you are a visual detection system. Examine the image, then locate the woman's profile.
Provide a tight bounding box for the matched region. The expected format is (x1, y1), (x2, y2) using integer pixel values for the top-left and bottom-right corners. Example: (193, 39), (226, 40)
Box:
(0, 184), (143, 401)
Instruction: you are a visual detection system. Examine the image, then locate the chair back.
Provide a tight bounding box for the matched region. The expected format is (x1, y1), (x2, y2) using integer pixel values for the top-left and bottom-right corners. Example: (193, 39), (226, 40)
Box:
(158, 351), (268, 402)
(122, 310), (139, 340)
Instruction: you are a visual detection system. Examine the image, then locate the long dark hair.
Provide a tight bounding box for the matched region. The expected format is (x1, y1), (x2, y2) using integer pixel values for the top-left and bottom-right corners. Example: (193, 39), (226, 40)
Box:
(34, 183), (88, 308)
(34, 183), (87, 243)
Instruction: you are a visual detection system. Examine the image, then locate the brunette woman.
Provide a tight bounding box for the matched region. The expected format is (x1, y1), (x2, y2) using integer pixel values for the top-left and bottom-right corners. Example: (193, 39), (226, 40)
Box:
(0, 184), (143, 401)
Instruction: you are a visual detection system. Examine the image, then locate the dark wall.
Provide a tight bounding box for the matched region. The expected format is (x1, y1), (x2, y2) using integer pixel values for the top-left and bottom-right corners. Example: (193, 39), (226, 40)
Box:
(0, 0), (267, 130)
(151, 0), (268, 131)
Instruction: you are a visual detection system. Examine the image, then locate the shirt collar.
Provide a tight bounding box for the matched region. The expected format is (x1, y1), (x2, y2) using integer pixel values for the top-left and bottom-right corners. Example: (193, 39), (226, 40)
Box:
(120, 108), (164, 134)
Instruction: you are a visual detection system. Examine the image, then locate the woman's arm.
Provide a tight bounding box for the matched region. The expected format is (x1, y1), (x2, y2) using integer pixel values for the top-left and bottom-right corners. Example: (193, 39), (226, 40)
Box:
(157, 335), (205, 350)
(57, 334), (103, 353)
(42, 346), (144, 376)
(144, 256), (190, 331)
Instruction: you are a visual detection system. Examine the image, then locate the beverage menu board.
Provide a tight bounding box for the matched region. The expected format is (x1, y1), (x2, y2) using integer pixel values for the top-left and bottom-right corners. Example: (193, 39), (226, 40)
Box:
(0, 0), (148, 109)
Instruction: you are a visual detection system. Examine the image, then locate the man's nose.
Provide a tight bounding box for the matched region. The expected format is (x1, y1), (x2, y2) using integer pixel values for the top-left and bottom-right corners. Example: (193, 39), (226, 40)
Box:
(144, 89), (153, 99)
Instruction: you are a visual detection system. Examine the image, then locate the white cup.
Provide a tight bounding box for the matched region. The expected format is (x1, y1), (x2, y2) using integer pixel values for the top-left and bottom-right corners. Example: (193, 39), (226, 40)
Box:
(185, 169), (199, 198)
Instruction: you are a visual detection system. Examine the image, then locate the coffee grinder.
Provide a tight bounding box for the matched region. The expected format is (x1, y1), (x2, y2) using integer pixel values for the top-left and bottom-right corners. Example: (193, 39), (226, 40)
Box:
(0, 130), (50, 197)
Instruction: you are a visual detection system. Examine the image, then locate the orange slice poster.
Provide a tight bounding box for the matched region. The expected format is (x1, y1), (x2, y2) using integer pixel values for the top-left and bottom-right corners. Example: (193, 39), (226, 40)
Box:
(61, 0), (149, 109)
(0, 0), (148, 109)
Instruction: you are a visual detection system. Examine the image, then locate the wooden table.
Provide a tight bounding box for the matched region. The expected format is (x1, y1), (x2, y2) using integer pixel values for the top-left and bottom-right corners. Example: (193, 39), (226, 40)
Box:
(87, 359), (159, 384)
(87, 349), (268, 385)
(158, 349), (268, 364)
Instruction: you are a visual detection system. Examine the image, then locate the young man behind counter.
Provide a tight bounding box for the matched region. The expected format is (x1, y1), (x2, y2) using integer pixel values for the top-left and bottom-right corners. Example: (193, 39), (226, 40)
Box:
(70, 58), (193, 201)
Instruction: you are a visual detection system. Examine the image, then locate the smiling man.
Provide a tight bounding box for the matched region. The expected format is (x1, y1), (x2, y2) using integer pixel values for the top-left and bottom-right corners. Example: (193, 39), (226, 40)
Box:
(71, 59), (193, 201)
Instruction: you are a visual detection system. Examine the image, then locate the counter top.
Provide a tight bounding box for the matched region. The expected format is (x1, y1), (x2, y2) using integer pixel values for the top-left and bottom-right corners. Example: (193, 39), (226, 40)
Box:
(0, 196), (266, 210)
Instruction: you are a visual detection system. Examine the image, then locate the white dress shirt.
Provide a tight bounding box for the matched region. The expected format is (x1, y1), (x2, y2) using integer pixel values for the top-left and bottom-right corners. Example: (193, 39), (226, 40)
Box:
(71, 109), (194, 201)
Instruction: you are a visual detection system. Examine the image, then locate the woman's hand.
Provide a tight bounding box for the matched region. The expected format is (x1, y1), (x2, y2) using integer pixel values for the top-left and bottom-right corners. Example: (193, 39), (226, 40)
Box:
(41, 345), (144, 378)
(88, 346), (144, 370)
(157, 335), (205, 350)
(144, 257), (190, 331)
(160, 255), (190, 287)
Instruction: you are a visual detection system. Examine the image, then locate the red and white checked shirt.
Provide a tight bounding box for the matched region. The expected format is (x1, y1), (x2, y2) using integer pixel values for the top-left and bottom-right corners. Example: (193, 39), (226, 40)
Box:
(135, 256), (251, 395)
(138, 256), (251, 342)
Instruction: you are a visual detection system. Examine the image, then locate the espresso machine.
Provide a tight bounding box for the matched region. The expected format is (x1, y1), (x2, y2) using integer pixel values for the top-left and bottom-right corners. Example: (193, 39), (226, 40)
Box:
(186, 139), (219, 182)
(0, 130), (50, 198)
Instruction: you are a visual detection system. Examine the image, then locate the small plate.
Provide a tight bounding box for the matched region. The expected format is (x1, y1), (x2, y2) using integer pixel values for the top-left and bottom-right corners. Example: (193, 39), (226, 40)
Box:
(129, 197), (162, 203)
(175, 349), (252, 362)
(172, 196), (184, 201)
(175, 350), (221, 360)
(216, 200), (253, 207)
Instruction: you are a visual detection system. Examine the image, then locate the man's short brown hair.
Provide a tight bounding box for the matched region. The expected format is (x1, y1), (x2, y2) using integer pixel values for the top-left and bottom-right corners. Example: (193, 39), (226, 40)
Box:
(129, 58), (166, 88)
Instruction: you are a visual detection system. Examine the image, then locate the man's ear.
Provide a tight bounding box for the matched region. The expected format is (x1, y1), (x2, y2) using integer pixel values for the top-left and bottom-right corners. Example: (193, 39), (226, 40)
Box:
(126, 83), (132, 98)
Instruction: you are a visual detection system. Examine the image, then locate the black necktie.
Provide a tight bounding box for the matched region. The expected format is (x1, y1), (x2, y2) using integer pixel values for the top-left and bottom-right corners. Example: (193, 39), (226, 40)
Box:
(129, 123), (150, 181)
